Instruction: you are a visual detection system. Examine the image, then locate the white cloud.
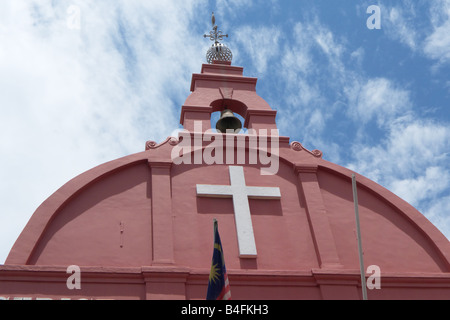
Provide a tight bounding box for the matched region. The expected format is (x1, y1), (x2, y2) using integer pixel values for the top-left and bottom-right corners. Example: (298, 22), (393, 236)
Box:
(348, 120), (450, 180)
(216, 0), (253, 16)
(281, 40), (311, 77)
(423, 0), (450, 64)
(305, 109), (325, 135)
(423, 21), (450, 64)
(384, 5), (418, 50)
(314, 26), (344, 60)
(381, 1), (450, 66)
(347, 120), (450, 237)
(278, 19), (345, 79)
(295, 20), (345, 76)
(233, 25), (282, 74)
(350, 47), (365, 67)
(390, 167), (450, 207)
(424, 195), (450, 239)
(345, 77), (412, 127)
(275, 19), (348, 140)
(0, 0), (207, 263)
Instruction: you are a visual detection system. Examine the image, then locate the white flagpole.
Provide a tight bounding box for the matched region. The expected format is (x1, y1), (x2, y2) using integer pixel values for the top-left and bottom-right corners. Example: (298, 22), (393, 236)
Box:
(352, 173), (368, 300)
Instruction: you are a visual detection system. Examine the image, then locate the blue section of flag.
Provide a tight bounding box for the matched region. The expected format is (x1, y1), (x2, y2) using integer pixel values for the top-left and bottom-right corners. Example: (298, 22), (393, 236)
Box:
(206, 220), (230, 300)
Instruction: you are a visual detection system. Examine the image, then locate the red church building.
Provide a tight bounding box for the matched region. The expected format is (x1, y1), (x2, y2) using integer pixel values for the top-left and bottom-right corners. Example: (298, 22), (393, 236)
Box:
(1, 16), (449, 300)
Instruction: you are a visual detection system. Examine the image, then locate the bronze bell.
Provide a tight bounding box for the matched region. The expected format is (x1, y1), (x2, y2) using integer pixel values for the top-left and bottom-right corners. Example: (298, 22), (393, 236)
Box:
(216, 109), (242, 133)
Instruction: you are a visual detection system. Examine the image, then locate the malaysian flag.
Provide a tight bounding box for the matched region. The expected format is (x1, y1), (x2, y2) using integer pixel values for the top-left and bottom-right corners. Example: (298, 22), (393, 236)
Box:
(206, 219), (231, 300)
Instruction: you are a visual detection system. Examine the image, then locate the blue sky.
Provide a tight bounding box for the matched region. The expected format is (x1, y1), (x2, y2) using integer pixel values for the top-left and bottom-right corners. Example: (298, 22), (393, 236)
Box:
(0, 0), (449, 263)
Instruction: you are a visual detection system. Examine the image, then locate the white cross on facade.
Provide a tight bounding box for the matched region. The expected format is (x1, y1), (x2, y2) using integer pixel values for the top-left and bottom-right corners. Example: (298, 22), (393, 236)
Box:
(196, 166), (281, 258)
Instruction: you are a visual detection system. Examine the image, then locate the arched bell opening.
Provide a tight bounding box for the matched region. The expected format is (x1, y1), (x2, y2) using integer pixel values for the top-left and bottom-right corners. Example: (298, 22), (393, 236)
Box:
(210, 98), (247, 117)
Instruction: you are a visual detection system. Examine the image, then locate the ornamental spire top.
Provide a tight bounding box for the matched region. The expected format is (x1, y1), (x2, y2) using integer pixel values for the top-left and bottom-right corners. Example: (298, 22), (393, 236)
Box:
(204, 12), (228, 44)
(203, 12), (233, 64)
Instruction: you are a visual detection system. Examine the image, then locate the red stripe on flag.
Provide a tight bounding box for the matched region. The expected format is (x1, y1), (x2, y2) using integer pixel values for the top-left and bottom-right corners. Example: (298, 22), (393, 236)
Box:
(217, 272), (231, 300)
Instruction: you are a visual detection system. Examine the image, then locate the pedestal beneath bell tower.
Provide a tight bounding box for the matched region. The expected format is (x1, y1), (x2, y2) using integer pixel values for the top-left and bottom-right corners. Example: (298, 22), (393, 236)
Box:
(180, 62), (277, 133)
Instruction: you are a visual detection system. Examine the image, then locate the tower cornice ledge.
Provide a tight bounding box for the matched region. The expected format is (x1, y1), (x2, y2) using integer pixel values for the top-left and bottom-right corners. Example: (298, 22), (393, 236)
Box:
(190, 73), (257, 92)
(201, 63), (244, 76)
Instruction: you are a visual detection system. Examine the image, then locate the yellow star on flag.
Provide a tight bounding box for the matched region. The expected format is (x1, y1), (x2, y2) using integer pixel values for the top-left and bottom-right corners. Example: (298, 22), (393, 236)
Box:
(209, 263), (221, 284)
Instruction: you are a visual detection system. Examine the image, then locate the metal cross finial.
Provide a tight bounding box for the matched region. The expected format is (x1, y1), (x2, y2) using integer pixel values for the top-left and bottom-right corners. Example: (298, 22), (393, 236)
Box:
(204, 12), (228, 44)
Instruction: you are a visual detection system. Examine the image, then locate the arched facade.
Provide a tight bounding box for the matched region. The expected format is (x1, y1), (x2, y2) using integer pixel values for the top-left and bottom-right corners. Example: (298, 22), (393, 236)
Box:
(1, 62), (449, 300)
